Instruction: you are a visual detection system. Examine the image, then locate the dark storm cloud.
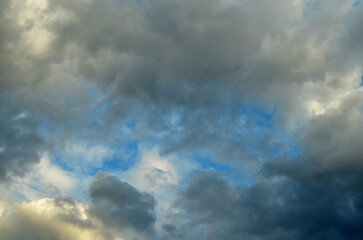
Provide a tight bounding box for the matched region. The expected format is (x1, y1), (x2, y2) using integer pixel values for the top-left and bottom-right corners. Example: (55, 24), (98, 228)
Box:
(167, 169), (363, 240)
(89, 172), (156, 236)
(182, 90), (363, 240)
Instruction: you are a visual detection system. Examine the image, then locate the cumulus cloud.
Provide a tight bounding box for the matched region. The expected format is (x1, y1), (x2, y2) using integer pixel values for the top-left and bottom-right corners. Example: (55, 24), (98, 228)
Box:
(89, 172), (156, 239)
(0, 197), (111, 240)
(300, 89), (363, 171)
(13, 154), (76, 199)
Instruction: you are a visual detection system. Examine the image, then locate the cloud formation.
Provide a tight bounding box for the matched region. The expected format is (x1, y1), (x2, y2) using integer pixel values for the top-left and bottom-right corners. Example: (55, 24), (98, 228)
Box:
(89, 172), (156, 239)
(0, 197), (110, 240)
(168, 169), (363, 240)
(0, 0), (362, 239)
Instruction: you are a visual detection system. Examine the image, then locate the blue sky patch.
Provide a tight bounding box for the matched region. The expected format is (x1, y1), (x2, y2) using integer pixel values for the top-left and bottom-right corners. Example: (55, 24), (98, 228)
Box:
(188, 150), (234, 172)
(353, 0), (362, 7)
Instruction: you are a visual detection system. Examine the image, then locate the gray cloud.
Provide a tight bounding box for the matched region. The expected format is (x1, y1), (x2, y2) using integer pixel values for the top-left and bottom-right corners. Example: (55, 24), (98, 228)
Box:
(0, 1), (362, 239)
(300, 90), (363, 172)
(0, 0), (97, 183)
(1, 0), (362, 179)
(39, 0), (362, 168)
(89, 172), (156, 237)
(0, 94), (45, 183)
(167, 169), (363, 240)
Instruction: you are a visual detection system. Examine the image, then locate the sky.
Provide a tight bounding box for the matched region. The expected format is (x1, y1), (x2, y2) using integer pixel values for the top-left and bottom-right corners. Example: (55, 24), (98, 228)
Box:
(0, 0), (363, 239)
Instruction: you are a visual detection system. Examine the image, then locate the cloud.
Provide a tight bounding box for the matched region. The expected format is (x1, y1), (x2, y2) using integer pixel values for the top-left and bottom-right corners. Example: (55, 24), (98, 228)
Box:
(0, 197), (111, 240)
(35, 0), (361, 168)
(0, 97), (45, 183)
(119, 148), (193, 193)
(167, 170), (363, 240)
(13, 154), (76, 199)
(299, 88), (363, 171)
(1, 0), (362, 180)
(89, 172), (156, 239)
(0, 0), (363, 239)
(117, 148), (196, 235)
(1, 172), (159, 240)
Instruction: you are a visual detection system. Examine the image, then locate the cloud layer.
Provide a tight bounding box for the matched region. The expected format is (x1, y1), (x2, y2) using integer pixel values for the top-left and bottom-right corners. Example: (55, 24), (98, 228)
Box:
(0, 0), (362, 239)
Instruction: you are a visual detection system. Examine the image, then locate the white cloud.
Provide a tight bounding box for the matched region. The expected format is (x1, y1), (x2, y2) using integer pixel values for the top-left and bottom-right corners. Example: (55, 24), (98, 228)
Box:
(13, 154), (76, 200)
(0, 198), (109, 240)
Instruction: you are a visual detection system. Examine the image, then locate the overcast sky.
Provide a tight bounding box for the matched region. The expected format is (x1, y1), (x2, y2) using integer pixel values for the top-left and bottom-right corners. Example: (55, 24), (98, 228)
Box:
(0, 0), (363, 239)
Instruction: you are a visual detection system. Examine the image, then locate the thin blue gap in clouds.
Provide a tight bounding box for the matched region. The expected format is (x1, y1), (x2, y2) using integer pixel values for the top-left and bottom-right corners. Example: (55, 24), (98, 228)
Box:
(189, 150), (234, 173)
(302, 1), (320, 17)
(41, 118), (59, 135)
(360, 75), (363, 86)
(239, 105), (301, 159)
(186, 150), (255, 187)
(102, 140), (140, 172)
(353, 0), (362, 7)
(269, 133), (301, 158)
(49, 130), (140, 175)
(238, 105), (277, 157)
(125, 118), (138, 130)
(239, 105), (276, 130)
(52, 155), (75, 173)
(100, 133), (161, 173)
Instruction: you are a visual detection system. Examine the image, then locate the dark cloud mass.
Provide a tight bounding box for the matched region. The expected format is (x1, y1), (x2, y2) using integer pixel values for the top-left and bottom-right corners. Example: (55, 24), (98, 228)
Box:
(300, 91), (363, 171)
(89, 172), (156, 237)
(0, 94), (45, 182)
(0, 0), (363, 240)
(169, 170), (363, 240)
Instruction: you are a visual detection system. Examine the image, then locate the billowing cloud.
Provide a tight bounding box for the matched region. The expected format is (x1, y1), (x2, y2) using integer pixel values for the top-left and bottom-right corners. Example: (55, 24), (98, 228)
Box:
(1, 0), (362, 176)
(89, 172), (156, 239)
(0, 0), (363, 239)
(300, 89), (363, 171)
(0, 197), (111, 240)
(167, 170), (363, 240)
